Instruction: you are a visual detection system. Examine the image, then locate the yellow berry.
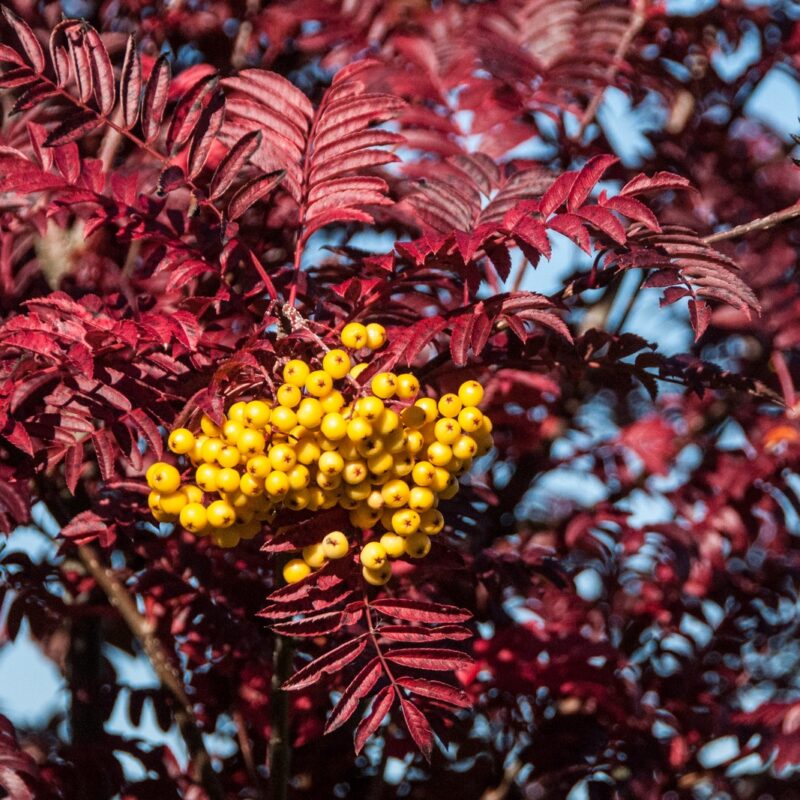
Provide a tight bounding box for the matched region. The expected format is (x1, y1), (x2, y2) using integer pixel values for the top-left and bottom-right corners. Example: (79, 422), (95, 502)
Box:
(180, 502), (208, 533)
(240, 472), (265, 496)
(317, 472), (341, 490)
(338, 439), (359, 460)
(189, 435), (207, 464)
(392, 454), (414, 477)
(246, 455), (271, 478)
(184, 484), (203, 504)
(227, 401), (247, 424)
(395, 374), (420, 400)
(357, 437), (384, 459)
(438, 393), (462, 418)
(200, 415), (221, 437)
(401, 405), (426, 428)
(217, 467), (240, 493)
(217, 445), (240, 469)
(361, 541), (388, 569)
(195, 463), (219, 492)
(320, 390), (345, 413)
(343, 460), (368, 484)
(373, 409), (399, 437)
(366, 489), (385, 510)
(287, 464), (310, 490)
(317, 435), (339, 452)
(427, 441), (453, 466)
(458, 407), (484, 432)
(245, 400), (272, 428)
(239, 520), (260, 540)
(341, 322), (368, 349)
(371, 372), (397, 400)
(303, 543), (327, 568)
(440, 476), (459, 499)
(318, 450), (345, 475)
(349, 362), (369, 379)
(168, 428), (195, 455)
(381, 479), (410, 508)
(201, 437), (224, 463)
(404, 532), (431, 558)
(415, 397), (438, 423)
(431, 467), (451, 493)
(419, 508), (445, 535)
(296, 398), (324, 429)
(212, 528), (240, 548)
(321, 412), (347, 440)
(384, 429), (408, 454)
(458, 380), (484, 407)
(269, 443), (297, 472)
(147, 462), (181, 494)
(347, 417), (373, 441)
(222, 420), (244, 445)
(285, 489), (310, 510)
(406, 430), (424, 454)
(362, 563), (392, 585)
(380, 532), (406, 558)
(265, 470), (290, 497)
(392, 508), (421, 535)
(283, 360), (310, 387)
(412, 461), (435, 486)
(305, 370), (333, 398)
(159, 490), (188, 515)
(322, 531), (349, 559)
(295, 437), (321, 465)
(271, 406), (297, 433)
(237, 429), (266, 457)
(367, 451), (394, 476)
(283, 558), (311, 584)
(365, 323), (386, 350)
(323, 349), (351, 379)
(277, 383), (302, 408)
(479, 416), (493, 435)
(350, 504), (381, 529)
(355, 396), (384, 420)
(408, 486), (435, 512)
(434, 417), (462, 445)
(207, 500), (236, 528)
(452, 434), (478, 460)
(344, 480), (372, 502)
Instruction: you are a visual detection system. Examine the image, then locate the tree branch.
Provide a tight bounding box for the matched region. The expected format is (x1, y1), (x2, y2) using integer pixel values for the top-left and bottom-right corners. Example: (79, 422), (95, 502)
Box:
(268, 632), (293, 800)
(76, 543), (224, 800)
(703, 202), (800, 244)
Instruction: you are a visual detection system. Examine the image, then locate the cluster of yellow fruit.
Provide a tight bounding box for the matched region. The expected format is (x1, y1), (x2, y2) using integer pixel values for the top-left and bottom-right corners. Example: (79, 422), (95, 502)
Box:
(145, 322), (493, 586)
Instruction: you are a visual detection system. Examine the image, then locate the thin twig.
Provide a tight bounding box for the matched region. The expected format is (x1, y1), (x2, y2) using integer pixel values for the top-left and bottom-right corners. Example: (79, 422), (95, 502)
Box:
(268, 631), (294, 800)
(573, 0), (647, 140)
(234, 707), (264, 798)
(76, 543), (224, 800)
(703, 203), (800, 244)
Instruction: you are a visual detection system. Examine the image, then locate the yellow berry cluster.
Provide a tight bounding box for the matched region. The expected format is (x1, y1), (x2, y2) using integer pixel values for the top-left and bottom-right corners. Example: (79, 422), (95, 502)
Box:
(145, 322), (493, 585)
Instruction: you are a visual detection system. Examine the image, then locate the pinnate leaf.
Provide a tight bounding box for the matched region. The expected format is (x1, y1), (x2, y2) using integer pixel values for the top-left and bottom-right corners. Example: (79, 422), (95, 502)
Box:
(383, 647), (472, 671)
(396, 677), (472, 708)
(354, 686), (394, 754)
(325, 658), (383, 734)
(370, 598), (471, 624)
(282, 635), (367, 690)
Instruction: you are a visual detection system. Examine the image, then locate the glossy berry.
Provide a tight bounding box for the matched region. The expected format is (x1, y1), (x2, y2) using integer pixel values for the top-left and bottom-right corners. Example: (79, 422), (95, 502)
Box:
(180, 502), (208, 533)
(147, 463), (181, 494)
(362, 563), (392, 586)
(341, 322), (368, 349)
(395, 373), (420, 399)
(458, 380), (484, 407)
(168, 428), (195, 454)
(371, 372), (397, 399)
(365, 323), (386, 349)
(207, 500), (235, 528)
(283, 559), (311, 584)
(360, 541), (388, 568)
(404, 532), (431, 558)
(302, 543), (327, 568)
(322, 531), (349, 559)
(380, 532), (406, 558)
(323, 349), (351, 379)
(283, 359), (310, 387)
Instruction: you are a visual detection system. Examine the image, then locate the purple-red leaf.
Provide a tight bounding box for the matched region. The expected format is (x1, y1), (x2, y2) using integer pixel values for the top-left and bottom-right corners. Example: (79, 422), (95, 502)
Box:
(325, 658), (383, 734)
(85, 27), (114, 114)
(188, 92), (226, 179)
(44, 112), (102, 147)
(209, 130), (262, 200)
(396, 676), (472, 708)
(141, 55), (171, 144)
(227, 169), (285, 220)
(2, 7), (45, 74)
(354, 686), (394, 754)
(282, 635), (367, 690)
(378, 624), (472, 643)
(383, 647), (472, 671)
(399, 697), (434, 760)
(120, 35), (141, 130)
(567, 154), (618, 211)
(619, 171), (692, 197)
(370, 598), (472, 624)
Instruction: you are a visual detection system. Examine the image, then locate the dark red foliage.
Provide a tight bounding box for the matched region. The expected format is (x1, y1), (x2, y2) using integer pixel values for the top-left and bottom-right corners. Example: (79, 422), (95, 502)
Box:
(0, 1), (799, 798)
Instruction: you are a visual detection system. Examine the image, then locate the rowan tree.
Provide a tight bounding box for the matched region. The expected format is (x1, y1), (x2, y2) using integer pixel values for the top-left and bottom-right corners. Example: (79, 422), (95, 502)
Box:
(0, 1), (800, 798)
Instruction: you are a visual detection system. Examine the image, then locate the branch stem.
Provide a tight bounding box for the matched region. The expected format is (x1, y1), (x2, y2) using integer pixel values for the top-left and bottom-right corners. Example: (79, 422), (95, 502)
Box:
(703, 203), (800, 244)
(268, 633), (293, 800)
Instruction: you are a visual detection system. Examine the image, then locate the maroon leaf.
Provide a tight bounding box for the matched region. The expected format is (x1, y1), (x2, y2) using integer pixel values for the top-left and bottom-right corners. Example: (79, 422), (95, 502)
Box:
(567, 154), (618, 211)
(354, 686), (395, 754)
(120, 35), (141, 130)
(539, 170), (577, 217)
(60, 510), (108, 545)
(383, 647), (472, 671)
(325, 658), (383, 734)
(188, 92), (226, 179)
(399, 697), (434, 760)
(141, 54), (171, 144)
(378, 624), (472, 642)
(85, 27), (114, 115)
(282, 635), (367, 690)
(370, 598), (472, 624)
(44, 111), (103, 147)
(601, 195), (660, 231)
(166, 72), (219, 155)
(227, 169), (285, 220)
(396, 677), (472, 708)
(2, 7), (45, 74)
(209, 130), (262, 199)
(619, 171), (692, 197)
(271, 610), (355, 637)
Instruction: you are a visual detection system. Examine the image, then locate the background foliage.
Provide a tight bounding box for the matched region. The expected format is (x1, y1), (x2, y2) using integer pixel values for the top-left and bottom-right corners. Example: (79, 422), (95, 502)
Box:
(1, 0), (800, 798)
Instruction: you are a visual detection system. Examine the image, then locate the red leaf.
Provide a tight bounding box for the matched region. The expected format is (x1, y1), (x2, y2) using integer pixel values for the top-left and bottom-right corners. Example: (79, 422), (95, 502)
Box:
(379, 624), (472, 643)
(166, 72), (219, 155)
(399, 697), (434, 760)
(127, 408), (163, 460)
(61, 510), (110, 546)
(188, 92), (226, 179)
(383, 647), (472, 671)
(44, 111), (103, 147)
(227, 169), (285, 220)
(282, 635), (367, 690)
(575, 206), (627, 245)
(567, 155), (618, 211)
(120, 35), (141, 130)
(688, 299), (711, 340)
(92, 429), (117, 482)
(539, 171), (577, 217)
(619, 171), (692, 197)
(85, 26), (114, 115)
(370, 598), (472, 624)
(141, 54), (171, 144)
(64, 442), (84, 494)
(600, 195), (660, 232)
(209, 130), (262, 199)
(2, 7), (45, 74)
(396, 676), (472, 709)
(325, 658), (383, 734)
(547, 213), (592, 253)
(271, 610), (356, 637)
(354, 686), (395, 754)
